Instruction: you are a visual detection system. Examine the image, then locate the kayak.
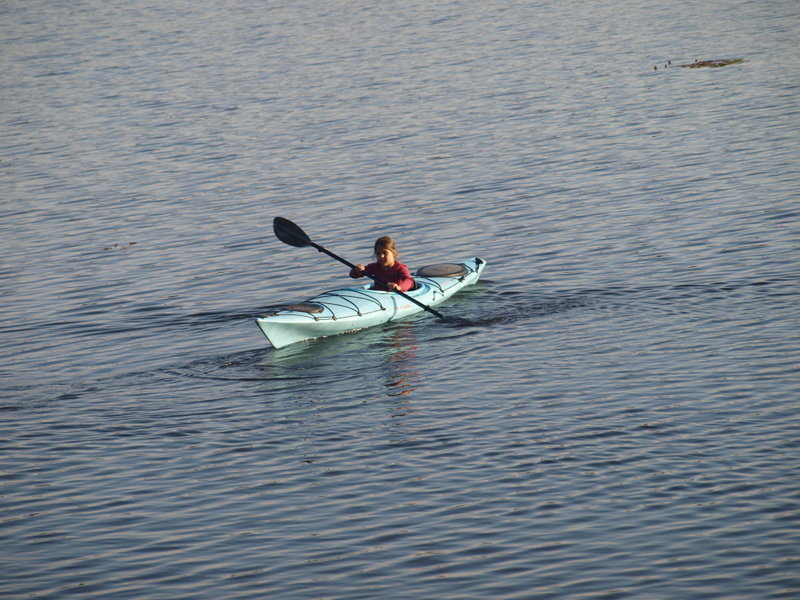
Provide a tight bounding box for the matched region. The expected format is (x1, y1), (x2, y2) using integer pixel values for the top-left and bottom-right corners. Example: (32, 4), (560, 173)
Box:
(256, 257), (486, 348)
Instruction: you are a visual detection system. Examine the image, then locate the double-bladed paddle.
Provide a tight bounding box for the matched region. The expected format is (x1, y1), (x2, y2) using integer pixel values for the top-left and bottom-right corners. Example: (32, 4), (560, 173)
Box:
(273, 217), (446, 320)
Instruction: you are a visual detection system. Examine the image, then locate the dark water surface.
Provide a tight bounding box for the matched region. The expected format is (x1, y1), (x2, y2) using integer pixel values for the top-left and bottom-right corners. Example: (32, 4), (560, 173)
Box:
(2, 1), (798, 598)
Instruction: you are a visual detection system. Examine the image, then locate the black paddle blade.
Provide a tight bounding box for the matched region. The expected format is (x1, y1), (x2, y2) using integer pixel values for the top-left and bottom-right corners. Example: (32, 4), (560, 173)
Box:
(274, 217), (312, 248)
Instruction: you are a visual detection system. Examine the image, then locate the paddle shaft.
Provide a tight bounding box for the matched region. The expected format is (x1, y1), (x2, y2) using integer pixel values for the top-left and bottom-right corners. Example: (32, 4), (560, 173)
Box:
(308, 241), (445, 320)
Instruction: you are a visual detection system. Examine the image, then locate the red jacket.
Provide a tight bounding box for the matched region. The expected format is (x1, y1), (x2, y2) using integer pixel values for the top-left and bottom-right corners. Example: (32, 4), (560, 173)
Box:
(349, 262), (415, 292)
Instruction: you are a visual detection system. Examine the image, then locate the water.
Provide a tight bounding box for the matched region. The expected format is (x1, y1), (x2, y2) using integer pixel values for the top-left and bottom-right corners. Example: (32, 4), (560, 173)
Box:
(2, 0), (798, 598)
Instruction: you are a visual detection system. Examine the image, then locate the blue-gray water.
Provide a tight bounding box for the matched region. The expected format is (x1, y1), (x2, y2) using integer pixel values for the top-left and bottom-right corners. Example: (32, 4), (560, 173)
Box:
(2, 1), (799, 598)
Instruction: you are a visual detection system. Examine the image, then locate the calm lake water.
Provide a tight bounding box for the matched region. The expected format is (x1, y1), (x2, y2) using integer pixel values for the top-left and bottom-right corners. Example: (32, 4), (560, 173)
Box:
(2, 0), (798, 598)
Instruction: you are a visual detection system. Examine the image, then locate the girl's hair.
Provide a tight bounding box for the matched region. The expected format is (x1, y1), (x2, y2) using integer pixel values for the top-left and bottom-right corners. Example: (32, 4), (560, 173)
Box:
(373, 236), (399, 257)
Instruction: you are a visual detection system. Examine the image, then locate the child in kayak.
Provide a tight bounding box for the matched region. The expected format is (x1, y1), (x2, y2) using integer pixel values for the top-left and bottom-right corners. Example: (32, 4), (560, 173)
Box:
(350, 236), (415, 292)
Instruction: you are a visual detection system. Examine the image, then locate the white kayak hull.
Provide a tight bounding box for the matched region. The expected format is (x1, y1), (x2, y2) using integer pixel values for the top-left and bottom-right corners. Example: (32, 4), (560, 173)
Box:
(256, 258), (485, 348)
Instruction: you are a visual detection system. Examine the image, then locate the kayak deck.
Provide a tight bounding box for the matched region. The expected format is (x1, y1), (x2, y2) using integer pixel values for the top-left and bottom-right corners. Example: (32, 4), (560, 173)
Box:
(256, 257), (485, 348)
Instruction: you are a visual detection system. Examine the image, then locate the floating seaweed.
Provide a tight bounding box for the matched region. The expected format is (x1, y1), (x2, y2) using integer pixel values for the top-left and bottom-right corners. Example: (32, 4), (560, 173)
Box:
(103, 241), (139, 251)
(680, 58), (744, 68)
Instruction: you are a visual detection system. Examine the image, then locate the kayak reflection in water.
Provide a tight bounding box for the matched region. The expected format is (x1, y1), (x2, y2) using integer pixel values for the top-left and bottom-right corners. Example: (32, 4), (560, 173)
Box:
(349, 236), (415, 292)
(384, 324), (420, 400)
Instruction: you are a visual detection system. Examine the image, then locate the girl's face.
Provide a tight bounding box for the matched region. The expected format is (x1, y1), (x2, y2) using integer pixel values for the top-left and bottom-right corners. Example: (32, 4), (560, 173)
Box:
(375, 247), (396, 268)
